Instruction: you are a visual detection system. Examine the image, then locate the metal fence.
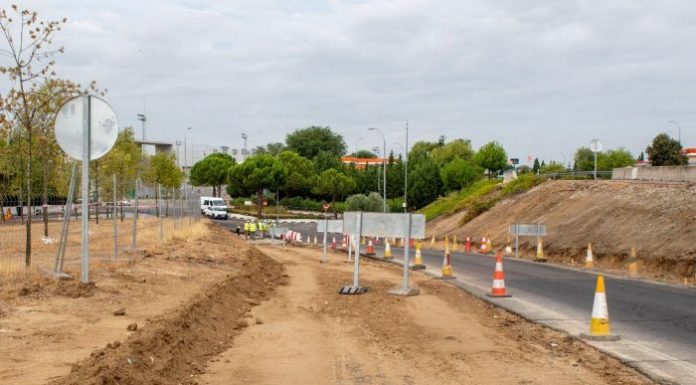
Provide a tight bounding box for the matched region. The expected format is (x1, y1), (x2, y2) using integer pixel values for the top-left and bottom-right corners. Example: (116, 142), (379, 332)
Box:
(0, 175), (203, 282)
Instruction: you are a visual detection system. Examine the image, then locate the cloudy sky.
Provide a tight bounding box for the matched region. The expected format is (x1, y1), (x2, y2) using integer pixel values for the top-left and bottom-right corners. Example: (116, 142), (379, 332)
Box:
(16, 0), (696, 165)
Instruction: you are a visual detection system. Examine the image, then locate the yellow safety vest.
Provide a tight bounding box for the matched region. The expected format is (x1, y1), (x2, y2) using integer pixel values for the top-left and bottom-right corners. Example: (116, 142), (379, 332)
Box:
(244, 223), (249, 231)
(250, 223), (257, 232)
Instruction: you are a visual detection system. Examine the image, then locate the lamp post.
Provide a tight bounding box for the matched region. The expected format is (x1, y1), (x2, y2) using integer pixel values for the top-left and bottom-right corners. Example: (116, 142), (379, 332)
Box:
(175, 140), (182, 167)
(392, 141), (407, 213)
(669, 120), (681, 143)
(184, 127), (192, 169)
(368, 127), (387, 212)
(137, 113), (146, 141)
(241, 133), (248, 161)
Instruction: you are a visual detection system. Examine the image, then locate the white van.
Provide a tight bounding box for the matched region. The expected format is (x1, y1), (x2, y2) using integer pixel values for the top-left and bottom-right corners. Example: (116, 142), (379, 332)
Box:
(200, 196), (228, 220)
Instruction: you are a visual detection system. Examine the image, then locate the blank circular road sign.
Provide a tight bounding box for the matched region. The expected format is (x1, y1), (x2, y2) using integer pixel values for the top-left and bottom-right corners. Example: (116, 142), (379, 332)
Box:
(589, 138), (603, 153)
(55, 95), (119, 161)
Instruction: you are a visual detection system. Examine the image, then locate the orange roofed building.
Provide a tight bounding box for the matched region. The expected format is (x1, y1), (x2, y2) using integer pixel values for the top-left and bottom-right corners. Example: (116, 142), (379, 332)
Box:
(341, 156), (386, 170)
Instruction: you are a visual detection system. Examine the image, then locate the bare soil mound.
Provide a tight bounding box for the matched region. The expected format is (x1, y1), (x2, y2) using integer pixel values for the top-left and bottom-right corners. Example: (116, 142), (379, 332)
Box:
(49, 248), (285, 385)
(428, 180), (696, 280)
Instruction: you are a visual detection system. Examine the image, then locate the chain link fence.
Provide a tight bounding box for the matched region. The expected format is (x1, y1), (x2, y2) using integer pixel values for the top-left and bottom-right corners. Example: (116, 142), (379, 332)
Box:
(0, 174), (203, 283)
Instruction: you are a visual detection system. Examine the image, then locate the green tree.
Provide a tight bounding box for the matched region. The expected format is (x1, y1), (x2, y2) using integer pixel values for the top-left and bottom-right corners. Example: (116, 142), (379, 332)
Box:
(440, 158), (483, 192)
(475, 141), (507, 178)
(313, 168), (356, 215)
(349, 150), (377, 158)
(598, 148), (634, 170)
(646, 133), (688, 166)
(539, 161), (566, 174)
(285, 126), (346, 159)
(431, 138), (475, 165)
(101, 128), (142, 199)
(408, 158), (443, 209)
(532, 158), (541, 173)
(142, 152), (183, 215)
(345, 192), (384, 212)
(573, 147), (594, 171)
(227, 154), (287, 217)
(189, 153), (236, 197)
(278, 150), (314, 197)
(313, 150), (342, 174)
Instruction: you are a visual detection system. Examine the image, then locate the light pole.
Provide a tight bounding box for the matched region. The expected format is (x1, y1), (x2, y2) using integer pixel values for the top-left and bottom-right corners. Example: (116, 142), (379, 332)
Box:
(241, 133), (248, 161)
(368, 127), (387, 212)
(137, 113), (146, 141)
(184, 127), (192, 169)
(392, 141), (407, 213)
(669, 120), (681, 143)
(175, 140), (182, 167)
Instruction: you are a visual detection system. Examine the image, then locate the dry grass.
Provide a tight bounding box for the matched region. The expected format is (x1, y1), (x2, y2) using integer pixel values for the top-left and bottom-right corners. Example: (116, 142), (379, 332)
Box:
(0, 216), (206, 285)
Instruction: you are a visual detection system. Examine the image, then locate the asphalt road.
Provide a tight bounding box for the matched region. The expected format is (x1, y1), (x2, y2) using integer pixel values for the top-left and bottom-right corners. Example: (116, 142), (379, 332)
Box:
(216, 219), (696, 384)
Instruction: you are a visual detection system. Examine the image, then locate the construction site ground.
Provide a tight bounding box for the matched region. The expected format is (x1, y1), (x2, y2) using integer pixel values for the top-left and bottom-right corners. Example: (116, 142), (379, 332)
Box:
(0, 222), (657, 385)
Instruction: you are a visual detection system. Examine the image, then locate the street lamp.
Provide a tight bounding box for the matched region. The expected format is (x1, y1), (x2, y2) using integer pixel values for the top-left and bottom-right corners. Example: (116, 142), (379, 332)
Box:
(185, 127), (192, 169)
(175, 140), (182, 167)
(241, 133), (248, 161)
(368, 127), (387, 212)
(136, 113), (146, 141)
(669, 120), (681, 143)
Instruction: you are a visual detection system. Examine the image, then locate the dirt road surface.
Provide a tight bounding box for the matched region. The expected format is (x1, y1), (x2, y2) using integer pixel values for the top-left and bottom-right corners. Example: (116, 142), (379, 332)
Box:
(201, 245), (654, 385)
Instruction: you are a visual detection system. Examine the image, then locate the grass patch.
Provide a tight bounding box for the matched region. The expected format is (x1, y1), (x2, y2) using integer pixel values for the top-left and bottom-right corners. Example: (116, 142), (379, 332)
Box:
(419, 180), (498, 221)
(500, 174), (546, 197)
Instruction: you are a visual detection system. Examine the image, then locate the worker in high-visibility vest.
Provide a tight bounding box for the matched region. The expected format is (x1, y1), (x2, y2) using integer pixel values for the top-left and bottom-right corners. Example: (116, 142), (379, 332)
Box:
(249, 221), (257, 240)
(243, 221), (250, 239)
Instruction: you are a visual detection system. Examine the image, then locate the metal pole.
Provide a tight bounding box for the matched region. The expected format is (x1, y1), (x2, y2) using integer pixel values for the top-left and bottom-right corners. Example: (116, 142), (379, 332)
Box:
(321, 214), (328, 263)
(382, 137), (387, 212)
(352, 212), (362, 288)
(401, 212), (412, 291)
(158, 184), (163, 240)
(404, 121), (408, 213)
(54, 162), (77, 274)
(593, 152), (597, 180)
(131, 178), (139, 249)
(515, 224), (519, 258)
(81, 96), (91, 284)
(113, 174), (117, 259)
(347, 233), (353, 263)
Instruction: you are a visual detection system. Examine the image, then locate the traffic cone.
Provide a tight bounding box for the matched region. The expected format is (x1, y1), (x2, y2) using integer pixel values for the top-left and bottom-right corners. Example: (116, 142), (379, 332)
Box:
(486, 236), (492, 251)
(505, 237), (513, 255)
(452, 235), (457, 252)
(440, 237), (455, 279)
(412, 240), (426, 270)
(384, 239), (393, 260)
(535, 238), (547, 262)
(314, 235), (318, 245)
(465, 237), (472, 253)
(580, 275), (620, 341)
(585, 243), (594, 268)
(487, 252), (511, 297)
(331, 236), (337, 249)
(341, 236), (347, 251)
(479, 237), (489, 254)
(366, 240), (375, 255)
(627, 246), (638, 277)
(409, 238), (415, 248)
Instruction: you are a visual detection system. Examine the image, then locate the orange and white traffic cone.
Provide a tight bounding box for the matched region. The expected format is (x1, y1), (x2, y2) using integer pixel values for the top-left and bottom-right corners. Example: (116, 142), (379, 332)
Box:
(487, 252), (511, 297)
(341, 236), (347, 251)
(627, 246), (638, 277)
(384, 239), (393, 260)
(440, 237), (455, 279)
(580, 275), (620, 341)
(585, 243), (594, 268)
(465, 237), (472, 253)
(486, 236), (492, 251)
(331, 236), (337, 249)
(504, 237), (513, 255)
(479, 237), (489, 254)
(412, 240), (426, 271)
(535, 237), (547, 262)
(366, 239), (375, 256)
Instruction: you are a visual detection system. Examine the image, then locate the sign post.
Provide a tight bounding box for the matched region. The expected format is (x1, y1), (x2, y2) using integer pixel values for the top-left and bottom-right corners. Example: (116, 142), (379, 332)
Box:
(509, 224), (547, 259)
(55, 95), (118, 284)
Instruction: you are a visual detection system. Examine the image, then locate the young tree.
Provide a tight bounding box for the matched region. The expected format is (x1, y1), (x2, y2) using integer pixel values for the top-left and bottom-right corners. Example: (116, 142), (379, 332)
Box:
(475, 141), (507, 178)
(532, 158), (541, 173)
(440, 158), (483, 192)
(0, 5), (67, 266)
(285, 126), (347, 159)
(646, 133), (688, 166)
(101, 127), (141, 199)
(349, 150), (377, 158)
(313, 150), (342, 174)
(345, 192), (384, 212)
(142, 152), (183, 215)
(189, 153), (235, 197)
(598, 148), (634, 170)
(539, 161), (566, 174)
(313, 168), (356, 216)
(227, 154), (286, 217)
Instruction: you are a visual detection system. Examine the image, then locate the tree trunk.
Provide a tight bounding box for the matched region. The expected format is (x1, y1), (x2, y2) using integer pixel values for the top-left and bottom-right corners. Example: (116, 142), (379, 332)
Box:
(256, 189), (263, 218)
(43, 156), (48, 237)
